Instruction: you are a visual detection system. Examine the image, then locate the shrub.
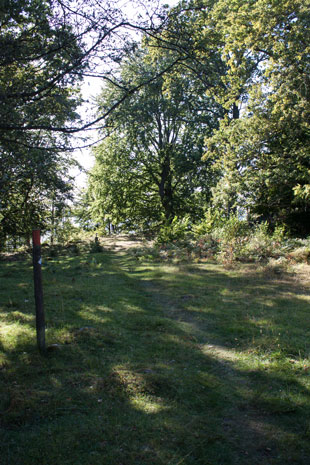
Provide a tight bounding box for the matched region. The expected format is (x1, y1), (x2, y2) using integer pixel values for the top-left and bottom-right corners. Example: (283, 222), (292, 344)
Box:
(156, 216), (191, 245)
(129, 246), (161, 261)
(237, 223), (290, 263)
(238, 222), (273, 262)
(193, 235), (219, 260)
(66, 242), (80, 255)
(288, 246), (310, 263)
(134, 214), (310, 267)
(192, 208), (221, 237)
(212, 215), (249, 265)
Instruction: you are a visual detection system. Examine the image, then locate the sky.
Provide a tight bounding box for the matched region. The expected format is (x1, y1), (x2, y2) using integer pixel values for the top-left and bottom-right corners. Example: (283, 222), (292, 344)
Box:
(72, 0), (178, 190)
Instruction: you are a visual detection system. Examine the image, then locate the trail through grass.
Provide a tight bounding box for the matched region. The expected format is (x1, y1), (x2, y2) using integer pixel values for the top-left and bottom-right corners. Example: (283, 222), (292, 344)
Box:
(1, 243), (310, 464)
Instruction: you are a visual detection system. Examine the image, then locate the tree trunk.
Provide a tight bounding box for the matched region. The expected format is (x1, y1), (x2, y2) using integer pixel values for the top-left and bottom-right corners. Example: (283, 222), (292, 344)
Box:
(232, 102), (239, 119)
(159, 155), (174, 222)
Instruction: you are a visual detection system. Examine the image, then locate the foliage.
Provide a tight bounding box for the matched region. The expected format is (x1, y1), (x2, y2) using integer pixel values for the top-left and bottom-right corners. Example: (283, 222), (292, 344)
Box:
(0, 0), (83, 247)
(156, 215), (191, 244)
(192, 208), (221, 236)
(89, 235), (104, 253)
(88, 44), (222, 232)
(210, 215), (249, 264)
(1, 0), (165, 248)
(73, 189), (98, 232)
(0, 145), (76, 249)
(288, 246), (310, 263)
(4, 0), (310, 249)
(0, 0), (148, 138)
(154, 0), (310, 235)
(206, 110), (310, 235)
(0, 0), (83, 140)
(131, 215), (310, 267)
(205, 0), (310, 234)
(89, 134), (163, 233)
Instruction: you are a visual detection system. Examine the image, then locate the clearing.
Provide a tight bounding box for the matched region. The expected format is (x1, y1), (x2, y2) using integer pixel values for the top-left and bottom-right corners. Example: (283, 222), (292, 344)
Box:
(0, 237), (310, 465)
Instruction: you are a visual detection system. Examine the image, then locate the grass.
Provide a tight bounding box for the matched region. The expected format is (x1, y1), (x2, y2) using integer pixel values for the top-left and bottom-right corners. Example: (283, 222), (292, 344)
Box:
(1, 244), (310, 464)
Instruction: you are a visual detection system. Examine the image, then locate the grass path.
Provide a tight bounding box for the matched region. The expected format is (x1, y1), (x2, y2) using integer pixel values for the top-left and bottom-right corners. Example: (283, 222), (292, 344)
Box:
(1, 243), (310, 464)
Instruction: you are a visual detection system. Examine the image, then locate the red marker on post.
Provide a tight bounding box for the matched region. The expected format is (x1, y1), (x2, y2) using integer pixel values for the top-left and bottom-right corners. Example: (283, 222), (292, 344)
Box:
(32, 229), (45, 353)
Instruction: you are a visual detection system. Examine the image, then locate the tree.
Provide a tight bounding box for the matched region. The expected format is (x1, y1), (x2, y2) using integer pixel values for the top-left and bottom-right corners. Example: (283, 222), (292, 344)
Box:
(0, 0), (85, 143)
(0, 0), (144, 246)
(0, 0), (81, 247)
(202, 0), (310, 234)
(0, 141), (75, 249)
(157, 0), (310, 234)
(89, 134), (163, 233)
(88, 45), (222, 232)
(0, 1), (181, 246)
(0, 0), (170, 140)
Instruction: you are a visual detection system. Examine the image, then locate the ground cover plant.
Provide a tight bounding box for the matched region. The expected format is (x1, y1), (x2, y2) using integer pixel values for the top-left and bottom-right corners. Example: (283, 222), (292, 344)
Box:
(130, 216), (310, 268)
(1, 240), (310, 464)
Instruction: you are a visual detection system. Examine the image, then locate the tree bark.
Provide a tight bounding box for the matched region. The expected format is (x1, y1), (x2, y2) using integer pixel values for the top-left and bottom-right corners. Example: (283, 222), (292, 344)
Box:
(158, 154), (174, 222)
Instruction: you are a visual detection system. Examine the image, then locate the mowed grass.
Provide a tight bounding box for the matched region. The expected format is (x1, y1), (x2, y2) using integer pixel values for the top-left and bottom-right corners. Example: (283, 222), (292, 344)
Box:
(0, 246), (310, 465)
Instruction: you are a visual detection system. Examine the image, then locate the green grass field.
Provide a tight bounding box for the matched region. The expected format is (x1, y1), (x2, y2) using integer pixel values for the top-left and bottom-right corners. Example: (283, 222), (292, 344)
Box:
(1, 244), (310, 464)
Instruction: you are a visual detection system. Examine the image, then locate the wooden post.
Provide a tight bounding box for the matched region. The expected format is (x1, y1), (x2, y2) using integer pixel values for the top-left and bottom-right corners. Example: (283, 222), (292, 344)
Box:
(32, 229), (46, 353)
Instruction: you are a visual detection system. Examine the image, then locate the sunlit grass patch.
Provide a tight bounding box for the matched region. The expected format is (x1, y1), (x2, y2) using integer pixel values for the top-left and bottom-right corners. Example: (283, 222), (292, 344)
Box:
(0, 321), (35, 350)
(130, 396), (167, 414)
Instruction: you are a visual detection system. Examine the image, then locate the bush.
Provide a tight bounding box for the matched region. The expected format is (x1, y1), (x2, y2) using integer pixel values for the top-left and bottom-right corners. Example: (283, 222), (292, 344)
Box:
(237, 223), (291, 263)
(66, 242), (80, 255)
(156, 216), (191, 245)
(133, 214), (310, 267)
(212, 215), (249, 265)
(192, 235), (219, 260)
(192, 208), (221, 237)
(238, 222), (274, 262)
(288, 246), (310, 263)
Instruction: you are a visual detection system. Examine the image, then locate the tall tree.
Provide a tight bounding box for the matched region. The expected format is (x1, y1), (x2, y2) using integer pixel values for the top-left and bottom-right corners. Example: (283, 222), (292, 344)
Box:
(0, 0), (84, 143)
(0, 0), (144, 246)
(89, 46), (223, 232)
(0, 0), (81, 246)
(0, 0), (177, 246)
(204, 0), (310, 233)
(158, 0), (310, 233)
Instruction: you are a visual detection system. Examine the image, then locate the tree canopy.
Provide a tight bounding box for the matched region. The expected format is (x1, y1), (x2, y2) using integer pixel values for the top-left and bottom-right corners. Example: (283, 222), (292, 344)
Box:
(0, 0), (82, 245)
(152, 0), (310, 234)
(0, 0), (165, 246)
(88, 45), (223, 232)
(1, 0), (310, 246)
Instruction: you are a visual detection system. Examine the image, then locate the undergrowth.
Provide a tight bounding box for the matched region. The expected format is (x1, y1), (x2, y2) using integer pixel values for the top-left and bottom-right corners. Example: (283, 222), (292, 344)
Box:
(130, 217), (310, 269)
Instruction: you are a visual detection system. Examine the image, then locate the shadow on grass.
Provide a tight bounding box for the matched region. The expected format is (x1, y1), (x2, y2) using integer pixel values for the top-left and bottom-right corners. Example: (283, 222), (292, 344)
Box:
(1, 251), (310, 465)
